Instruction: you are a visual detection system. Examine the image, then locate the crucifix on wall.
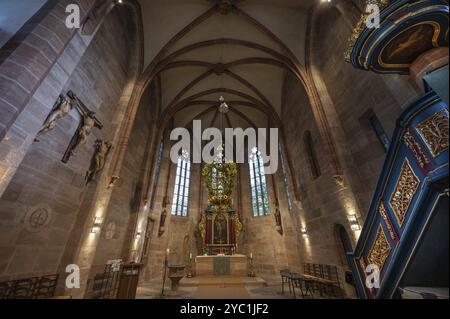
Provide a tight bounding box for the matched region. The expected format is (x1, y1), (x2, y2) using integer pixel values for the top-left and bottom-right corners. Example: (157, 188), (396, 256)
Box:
(62, 91), (103, 163)
(34, 95), (73, 142)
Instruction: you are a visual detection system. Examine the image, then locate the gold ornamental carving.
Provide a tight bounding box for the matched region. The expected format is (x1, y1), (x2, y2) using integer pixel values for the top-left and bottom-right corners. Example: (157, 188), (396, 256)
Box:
(198, 212), (206, 243)
(367, 225), (391, 271)
(231, 214), (243, 240)
(379, 202), (398, 244)
(360, 257), (368, 276)
(389, 159), (420, 227)
(344, 0), (391, 62)
(403, 130), (431, 169)
(416, 110), (449, 158)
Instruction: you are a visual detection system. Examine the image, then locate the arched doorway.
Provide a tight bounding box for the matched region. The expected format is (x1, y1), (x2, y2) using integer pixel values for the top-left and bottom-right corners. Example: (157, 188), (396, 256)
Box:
(334, 224), (357, 297)
(336, 224), (353, 265)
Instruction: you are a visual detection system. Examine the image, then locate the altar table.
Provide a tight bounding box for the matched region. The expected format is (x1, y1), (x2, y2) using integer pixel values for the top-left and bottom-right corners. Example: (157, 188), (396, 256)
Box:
(195, 254), (247, 277)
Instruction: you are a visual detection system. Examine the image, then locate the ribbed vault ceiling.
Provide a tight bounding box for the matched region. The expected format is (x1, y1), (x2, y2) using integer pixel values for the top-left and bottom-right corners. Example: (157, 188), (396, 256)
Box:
(138, 0), (315, 129)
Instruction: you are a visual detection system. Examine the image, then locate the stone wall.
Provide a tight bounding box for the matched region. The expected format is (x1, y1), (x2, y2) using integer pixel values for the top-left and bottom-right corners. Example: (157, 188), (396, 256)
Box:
(239, 162), (302, 278)
(0, 5), (139, 282)
(140, 139), (203, 282)
(282, 72), (360, 296)
(87, 81), (159, 277)
(282, 73), (347, 261)
(0, 0), (97, 197)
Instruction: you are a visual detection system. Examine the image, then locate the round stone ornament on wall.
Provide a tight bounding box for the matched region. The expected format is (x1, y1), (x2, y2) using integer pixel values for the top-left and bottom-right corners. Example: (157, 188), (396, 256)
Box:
(24, 205), (52, 233)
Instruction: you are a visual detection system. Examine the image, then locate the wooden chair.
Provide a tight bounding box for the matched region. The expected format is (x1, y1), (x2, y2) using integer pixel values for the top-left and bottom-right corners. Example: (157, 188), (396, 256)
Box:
(302, 263), (345, 298)
(9, 277), (39, 299)
(0, 274), (60, 299)
(322, 265), (343, 297)
(303, 263), (312, 276)
(92, 273), (109, 299)
(313, 264), (323, 278)
(290, 273), (315, 299)
(0, 281), (13, 299)
(91, 264), (121, 299)
(280, 269), (292, 295)
(33, 274), (59, 299)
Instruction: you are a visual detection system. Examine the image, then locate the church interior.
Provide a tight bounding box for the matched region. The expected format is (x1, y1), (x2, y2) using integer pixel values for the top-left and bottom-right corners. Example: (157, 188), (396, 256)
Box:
(0, 0), (448, 300)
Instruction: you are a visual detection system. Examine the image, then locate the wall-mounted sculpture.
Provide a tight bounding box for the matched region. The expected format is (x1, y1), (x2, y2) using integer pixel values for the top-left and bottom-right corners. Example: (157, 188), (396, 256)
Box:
(158, 208), (168, 237)
(34, 95), (73, 142)
(62, 91), (103, 163)
(104, 221), (117, 240)
(85, 139), (112, 185)
(158, 196), (170, 237)
(23, 205), (52, 233)
(274, 201), (283, 235)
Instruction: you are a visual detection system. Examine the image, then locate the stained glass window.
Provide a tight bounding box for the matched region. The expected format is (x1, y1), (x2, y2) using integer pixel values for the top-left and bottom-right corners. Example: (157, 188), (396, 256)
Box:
(280, 147), (293, 210)
(249, 147), (270, 217)
(369, 114), (391, 152)
(150, 138), (164, 209)
(171, 151), (191, 217)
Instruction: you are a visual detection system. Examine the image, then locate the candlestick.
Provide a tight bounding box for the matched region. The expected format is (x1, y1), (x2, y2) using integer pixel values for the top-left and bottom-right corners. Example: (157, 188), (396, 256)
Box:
(161, 249), (169, 298)
(248, 253), (255, 277)
(187, 252), (193, 278)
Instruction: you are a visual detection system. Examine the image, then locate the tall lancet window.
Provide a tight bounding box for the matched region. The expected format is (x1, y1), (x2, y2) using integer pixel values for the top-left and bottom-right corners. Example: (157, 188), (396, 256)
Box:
(280, 147), (293, 211)
(150, 138), (164, 209)
(249, 147), (270, 217)
(171, 150), (191, 217)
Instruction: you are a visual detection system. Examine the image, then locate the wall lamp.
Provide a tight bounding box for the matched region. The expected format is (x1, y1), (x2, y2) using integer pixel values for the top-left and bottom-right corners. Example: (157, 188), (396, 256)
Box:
(91, 217), (102, 233)
(348, 214), (361, 231)
(301, 227), (309, 239)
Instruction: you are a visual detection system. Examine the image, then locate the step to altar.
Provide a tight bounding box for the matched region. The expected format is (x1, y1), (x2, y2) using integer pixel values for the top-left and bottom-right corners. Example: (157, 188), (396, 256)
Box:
(180, 276), (267, 288)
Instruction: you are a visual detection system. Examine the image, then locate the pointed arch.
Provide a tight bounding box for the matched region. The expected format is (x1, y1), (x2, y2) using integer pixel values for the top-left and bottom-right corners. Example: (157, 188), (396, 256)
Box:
(109, 1), (343, 187)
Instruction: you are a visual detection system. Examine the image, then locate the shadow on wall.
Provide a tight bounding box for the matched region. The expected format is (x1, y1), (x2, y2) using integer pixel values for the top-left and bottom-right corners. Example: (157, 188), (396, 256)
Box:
(0, 0), (48, 48)
(0, 29), (5, 45)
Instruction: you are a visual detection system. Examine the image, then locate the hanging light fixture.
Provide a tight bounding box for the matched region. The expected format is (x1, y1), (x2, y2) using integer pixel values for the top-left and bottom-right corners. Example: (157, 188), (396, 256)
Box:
(213, 96), (229, 163)
(219, 96), (229, 114)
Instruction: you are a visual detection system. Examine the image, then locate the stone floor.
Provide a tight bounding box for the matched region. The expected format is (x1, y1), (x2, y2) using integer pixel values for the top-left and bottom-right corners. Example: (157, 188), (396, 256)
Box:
(136, 276), (316, 299)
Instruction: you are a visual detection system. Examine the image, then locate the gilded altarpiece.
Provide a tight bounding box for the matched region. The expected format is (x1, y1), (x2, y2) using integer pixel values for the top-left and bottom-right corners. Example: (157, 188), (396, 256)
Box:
(198, 162), (242, 255)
